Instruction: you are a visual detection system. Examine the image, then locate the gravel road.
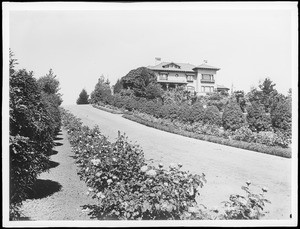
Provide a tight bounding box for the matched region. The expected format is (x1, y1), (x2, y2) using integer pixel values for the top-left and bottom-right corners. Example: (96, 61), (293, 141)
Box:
(19, 129), (98, 220)
(63, 104), (292, 220)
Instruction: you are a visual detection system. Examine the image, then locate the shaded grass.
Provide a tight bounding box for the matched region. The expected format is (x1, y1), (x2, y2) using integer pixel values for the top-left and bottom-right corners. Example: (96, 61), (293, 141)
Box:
(122, 114), (291, 158)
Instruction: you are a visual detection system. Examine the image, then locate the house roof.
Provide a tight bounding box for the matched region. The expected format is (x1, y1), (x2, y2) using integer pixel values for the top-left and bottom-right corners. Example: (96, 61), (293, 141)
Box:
(148, 62), (196, 73)
(193, 63), (220, 70)
(217, 84), (230, 90)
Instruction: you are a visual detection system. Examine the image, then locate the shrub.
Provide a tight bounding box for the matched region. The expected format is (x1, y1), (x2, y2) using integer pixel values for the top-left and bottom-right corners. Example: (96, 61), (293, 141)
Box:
(122, 113), (291, 158)
(9, 65), (60, 219)
(177, 103), (192, 123)
(270, 100), (292, 136)
(61, 109), (208, 220)
(218, 181), (271, 219)
(246, 102), (271, 132)
(142, 100), (161, 117)
(231, 126), (255, 143)
(222, 101), (245, 131)
(203, 105), (222, 126)
(189, 102), (205, 123)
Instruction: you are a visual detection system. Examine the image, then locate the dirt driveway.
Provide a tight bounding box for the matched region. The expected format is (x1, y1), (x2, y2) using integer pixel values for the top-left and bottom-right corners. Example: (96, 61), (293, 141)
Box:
(64, 104), (292, 219)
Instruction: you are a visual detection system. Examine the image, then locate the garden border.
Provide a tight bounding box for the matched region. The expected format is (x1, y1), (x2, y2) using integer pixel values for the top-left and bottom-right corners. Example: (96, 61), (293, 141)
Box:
(122, 114), (291, 158)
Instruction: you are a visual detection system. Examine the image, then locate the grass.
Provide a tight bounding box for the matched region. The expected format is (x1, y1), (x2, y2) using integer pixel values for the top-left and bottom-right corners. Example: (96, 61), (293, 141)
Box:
(122, 114), (291, 158)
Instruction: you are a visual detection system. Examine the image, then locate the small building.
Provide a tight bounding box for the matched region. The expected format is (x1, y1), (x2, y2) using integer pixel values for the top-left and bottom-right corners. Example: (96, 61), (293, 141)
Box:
(148, 61), (226, 95)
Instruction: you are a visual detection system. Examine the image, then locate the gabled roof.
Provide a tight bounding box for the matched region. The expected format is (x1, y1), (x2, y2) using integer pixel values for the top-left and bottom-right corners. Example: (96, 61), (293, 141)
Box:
(193, 63), (220, 70)
(148, 62), (196, 73)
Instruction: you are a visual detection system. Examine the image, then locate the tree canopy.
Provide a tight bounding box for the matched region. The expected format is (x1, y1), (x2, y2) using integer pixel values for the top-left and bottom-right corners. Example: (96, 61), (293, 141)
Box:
(77, 89), (89, 104)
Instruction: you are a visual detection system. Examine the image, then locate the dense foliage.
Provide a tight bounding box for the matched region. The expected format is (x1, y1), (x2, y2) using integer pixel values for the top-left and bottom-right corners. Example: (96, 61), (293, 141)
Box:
(246, 102), (271, 132)
(77, 89), (89, 104)
(270, 99), (292, 136)
(90, 75), (112, 104)
(121, 67), (163, 99)
(9, 51), (61, 220)
(203, 105), (222, 125)
(222, 100), (245, 131)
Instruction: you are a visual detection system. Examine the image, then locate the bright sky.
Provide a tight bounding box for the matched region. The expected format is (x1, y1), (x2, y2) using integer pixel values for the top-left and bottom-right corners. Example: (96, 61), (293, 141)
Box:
(7, 2), (298, 105)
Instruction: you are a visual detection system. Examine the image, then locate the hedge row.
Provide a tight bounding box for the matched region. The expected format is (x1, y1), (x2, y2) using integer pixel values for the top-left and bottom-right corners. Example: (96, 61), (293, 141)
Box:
(92, 104), (124, 114)
(9, 67), (61, 220)
(61, 108), (208, 220)
(62, 109), (271, 220)
(122, 114), (291, 158)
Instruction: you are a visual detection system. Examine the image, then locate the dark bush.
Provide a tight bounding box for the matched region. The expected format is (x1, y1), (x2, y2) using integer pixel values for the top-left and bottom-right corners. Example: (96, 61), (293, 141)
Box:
(203, 105), (222, 126)
(177, 103), (192, 123)
(189, 102), (205, 123)
(270, 99), (292, 136)
(77, 89), (89, 104)
(222, 100), (245, 131)
(246, 102), (271, 132)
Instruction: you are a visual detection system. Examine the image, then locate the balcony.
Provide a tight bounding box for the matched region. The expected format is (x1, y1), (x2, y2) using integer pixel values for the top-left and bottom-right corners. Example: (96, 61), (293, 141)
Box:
(201, 79), (215, 83)
(158, 76), (187, 84)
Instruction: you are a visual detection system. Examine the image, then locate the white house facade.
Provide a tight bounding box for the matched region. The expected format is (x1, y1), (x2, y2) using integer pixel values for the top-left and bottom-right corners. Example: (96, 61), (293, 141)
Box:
(148, 61), (228, 95)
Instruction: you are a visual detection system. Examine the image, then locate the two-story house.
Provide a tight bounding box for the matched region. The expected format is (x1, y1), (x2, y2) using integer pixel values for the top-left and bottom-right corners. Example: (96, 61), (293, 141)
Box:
(148, 61), (228, 95)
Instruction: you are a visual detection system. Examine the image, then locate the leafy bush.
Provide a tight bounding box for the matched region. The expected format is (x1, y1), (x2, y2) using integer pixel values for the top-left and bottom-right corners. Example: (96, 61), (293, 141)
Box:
(177, 103), (192, 123)
(222, 101), (245, 131)
(231, 126), (255, 143)
(270, 100), (292, 136)
(218, 181), (271, 219)
(9, 53), (61, 219)
(203, 105), (222, 126)
(62, 109), (208, 220)
(246, 102), (271, 132)
(189, 102), (205, 123)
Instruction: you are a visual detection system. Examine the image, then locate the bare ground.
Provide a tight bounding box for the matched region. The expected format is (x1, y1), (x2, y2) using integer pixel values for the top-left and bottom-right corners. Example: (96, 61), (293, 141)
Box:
(19, 129), (98, 220)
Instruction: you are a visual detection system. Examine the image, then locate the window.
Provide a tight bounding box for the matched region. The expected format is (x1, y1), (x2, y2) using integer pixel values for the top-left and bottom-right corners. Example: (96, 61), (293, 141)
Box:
(202, 74), (213, 81)
(187, 75), (193, 82)
(187, 86), (195, 92)
(159, 73), (168, 80)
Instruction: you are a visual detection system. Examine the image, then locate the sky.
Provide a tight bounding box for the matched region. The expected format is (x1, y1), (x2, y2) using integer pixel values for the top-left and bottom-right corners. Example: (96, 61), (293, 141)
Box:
(7, 2), (297, 105)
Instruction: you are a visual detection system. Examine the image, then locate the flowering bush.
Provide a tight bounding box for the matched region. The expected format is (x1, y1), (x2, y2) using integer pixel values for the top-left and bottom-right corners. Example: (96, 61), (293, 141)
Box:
(217, 181), (271, 220)
(231, 126), (256, 143)
(62, 109), (208, 220)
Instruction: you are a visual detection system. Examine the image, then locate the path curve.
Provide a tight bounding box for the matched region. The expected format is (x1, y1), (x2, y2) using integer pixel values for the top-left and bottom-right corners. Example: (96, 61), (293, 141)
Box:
(64, 104), (291, 220)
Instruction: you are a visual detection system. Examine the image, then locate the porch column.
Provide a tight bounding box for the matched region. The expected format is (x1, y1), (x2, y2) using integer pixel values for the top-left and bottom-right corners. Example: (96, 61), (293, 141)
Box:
(166, 83), (169, 90)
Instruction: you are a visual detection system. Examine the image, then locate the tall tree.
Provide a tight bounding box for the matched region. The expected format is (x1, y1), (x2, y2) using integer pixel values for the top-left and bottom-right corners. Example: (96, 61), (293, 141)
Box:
(90, 75), (112, 104)
(113, 79), (123, 94)
(121, 67), (158, 98)
(77, 89), (89, 104)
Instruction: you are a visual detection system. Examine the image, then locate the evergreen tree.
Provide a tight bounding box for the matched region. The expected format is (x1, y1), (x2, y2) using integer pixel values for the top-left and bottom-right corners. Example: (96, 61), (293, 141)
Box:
(77, 89), (89, 104)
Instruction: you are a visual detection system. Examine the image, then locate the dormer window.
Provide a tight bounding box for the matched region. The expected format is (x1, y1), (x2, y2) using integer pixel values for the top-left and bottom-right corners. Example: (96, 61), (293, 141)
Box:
(162, 63), (181, 69)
